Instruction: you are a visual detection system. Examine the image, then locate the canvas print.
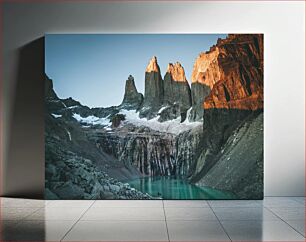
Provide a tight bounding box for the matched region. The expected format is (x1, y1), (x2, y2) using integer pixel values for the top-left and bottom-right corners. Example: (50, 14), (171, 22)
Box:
(45, 34), (263, 200)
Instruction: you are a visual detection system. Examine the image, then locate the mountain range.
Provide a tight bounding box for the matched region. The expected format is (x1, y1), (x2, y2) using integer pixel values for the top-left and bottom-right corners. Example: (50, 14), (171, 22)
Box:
(45, 34), (263, 199)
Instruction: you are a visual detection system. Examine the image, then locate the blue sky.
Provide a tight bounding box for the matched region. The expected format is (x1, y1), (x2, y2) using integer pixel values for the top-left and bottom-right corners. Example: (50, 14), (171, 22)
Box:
(45, 34), (227, 108)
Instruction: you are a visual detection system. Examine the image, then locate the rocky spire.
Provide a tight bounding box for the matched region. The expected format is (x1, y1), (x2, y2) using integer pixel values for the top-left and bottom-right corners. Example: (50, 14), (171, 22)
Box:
(145, 56), (160, 73)
(163, 61), (191, 113)
(139, 56), (164, 118)
(45, 74), (59, 100)
(166, 62), (187, 82)
(120, 75), (143, 110)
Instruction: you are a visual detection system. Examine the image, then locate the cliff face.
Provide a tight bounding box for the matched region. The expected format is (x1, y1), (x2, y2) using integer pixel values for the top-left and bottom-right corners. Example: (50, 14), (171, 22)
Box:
(189, 83), (210, 121)
(120, 75), (143, 110)
(96, 130), (177, 176)
(140, 56), (164, 118)
(189, 34), (264, 199)
(140, 57), (192, 121)
(203, 34), (263, 110)
(189, 34), (263, 120)
(189, 44), (221, 121)
(191, 47), (221, 88)
(163, 62), (192, 111)
(94, 124), (203, 178)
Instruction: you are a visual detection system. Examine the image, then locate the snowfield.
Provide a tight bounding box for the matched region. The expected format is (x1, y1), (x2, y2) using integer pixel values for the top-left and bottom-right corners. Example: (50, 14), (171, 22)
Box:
(118, 109), (201, 135)
(72, 108), (201, 135)
(72, 113), (111, 127)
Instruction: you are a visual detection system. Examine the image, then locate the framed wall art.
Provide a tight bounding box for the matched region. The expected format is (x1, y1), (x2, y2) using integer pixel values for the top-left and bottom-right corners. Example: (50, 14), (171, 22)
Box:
(45, 34), (263, 200)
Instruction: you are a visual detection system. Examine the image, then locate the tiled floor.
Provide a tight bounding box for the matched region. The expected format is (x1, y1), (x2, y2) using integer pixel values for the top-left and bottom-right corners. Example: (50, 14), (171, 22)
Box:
(0, 197), (304, 241)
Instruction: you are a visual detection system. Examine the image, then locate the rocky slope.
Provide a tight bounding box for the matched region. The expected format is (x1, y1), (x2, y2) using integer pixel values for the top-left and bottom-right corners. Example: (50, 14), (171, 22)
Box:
(45, 75), (152, 199)
(195, 112), (263, 198)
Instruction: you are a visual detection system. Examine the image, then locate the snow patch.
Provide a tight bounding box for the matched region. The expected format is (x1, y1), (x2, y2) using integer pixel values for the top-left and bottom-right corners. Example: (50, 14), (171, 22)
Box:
(66, 129), (72, 141)
(51, 113), (62, 118)
(158, 106), (168, 113)
(118, 109), (201, 135)
(66, 105), (79, 109)
(73, 113), (111, 126)
(61, 101), (67, 108)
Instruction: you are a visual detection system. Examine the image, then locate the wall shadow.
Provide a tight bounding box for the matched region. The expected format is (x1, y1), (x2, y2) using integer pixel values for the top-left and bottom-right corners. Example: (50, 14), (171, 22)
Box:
(4, 37), (45, 199)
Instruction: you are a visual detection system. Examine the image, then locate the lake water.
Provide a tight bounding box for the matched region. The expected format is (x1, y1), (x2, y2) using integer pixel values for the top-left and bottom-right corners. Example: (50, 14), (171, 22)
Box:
(128, 176), (235, 199)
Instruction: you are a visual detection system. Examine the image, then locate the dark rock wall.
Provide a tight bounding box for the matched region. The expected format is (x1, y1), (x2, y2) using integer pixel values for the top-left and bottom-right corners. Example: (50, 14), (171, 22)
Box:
(96, 131), (178, 176)
(95, 126), (204, 179)
(140, 71), (164, 118)
(189, 82), (211, 121)
(120, 75), (143, 110)
(194, 110), (263, 199)
(163, 73), (192, 112)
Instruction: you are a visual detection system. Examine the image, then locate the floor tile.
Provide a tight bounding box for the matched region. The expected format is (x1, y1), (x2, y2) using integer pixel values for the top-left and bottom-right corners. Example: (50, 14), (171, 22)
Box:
(92, 200), (163, 208)
(1, 220), (75, 241)
(81, 207), (165, 221)
(292, 197), (305, 205)
(163, 200), (209, 207)
(221, 220), (305, 241)
(165, 207), (217, 221)
(208, 199), (263, 208)
(264, 197), (304, 207)
(0, 220), (21, 240)
(0, 220), (20, 230)
(268, 207), (305, 220)
(62, 220), (168, 241)
(286, 220), (305, 236)
(26, 207), (88, 221)
(213, 207), (279, 221)
(46, 200), (94, 208)
(0, 198), (46, 208)
(167, 220), (230, 241)
(0, 207), (40, 220)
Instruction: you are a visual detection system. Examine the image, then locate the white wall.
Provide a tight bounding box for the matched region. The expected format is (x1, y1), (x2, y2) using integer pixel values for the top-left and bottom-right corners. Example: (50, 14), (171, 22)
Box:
(2, 1), (305, 196)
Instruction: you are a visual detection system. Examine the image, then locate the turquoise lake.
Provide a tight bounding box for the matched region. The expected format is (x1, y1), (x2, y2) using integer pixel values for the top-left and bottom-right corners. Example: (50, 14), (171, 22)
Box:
(128, 176), (235, 199)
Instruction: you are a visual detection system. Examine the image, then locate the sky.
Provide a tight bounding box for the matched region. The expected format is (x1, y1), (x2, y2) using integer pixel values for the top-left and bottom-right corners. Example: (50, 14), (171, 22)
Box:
(45, 34), (227, 108)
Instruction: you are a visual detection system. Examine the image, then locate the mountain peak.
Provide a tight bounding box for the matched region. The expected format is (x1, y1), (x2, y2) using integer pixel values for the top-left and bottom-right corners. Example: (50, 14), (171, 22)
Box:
(166, 62), (187, 82)
(203, 34), (264, 110)
(121, 75), (143, 110)
(145, 56), (160, 73)
(191, 47), (220, 88)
